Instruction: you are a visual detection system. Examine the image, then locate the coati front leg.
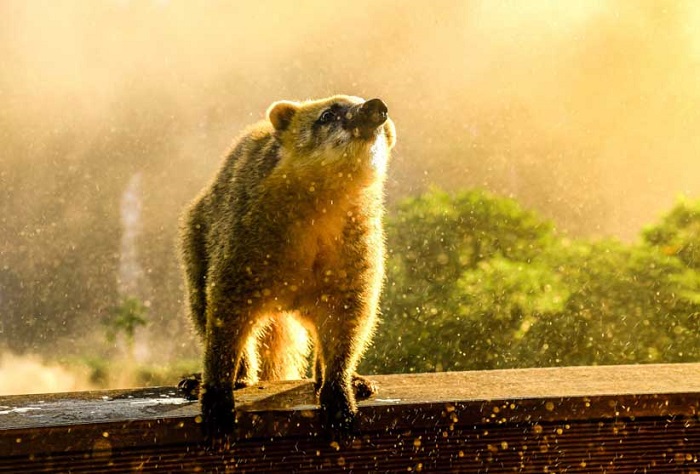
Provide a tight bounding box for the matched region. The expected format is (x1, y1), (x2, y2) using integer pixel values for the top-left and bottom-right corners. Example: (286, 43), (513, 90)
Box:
(315, 296), (377, 432)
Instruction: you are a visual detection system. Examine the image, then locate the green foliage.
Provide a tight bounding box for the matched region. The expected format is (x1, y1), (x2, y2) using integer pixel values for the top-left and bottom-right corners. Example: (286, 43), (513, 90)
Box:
(81, 356), (110, 386)
(361, 189), (700, 374)
(643, 197), (700, 270)
(453, 255), (569, 369)
(104, 296), (149, 357)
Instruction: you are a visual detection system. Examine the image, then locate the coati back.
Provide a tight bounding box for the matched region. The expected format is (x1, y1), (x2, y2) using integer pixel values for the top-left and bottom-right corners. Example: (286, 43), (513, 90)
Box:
(179, 95), (396, 442)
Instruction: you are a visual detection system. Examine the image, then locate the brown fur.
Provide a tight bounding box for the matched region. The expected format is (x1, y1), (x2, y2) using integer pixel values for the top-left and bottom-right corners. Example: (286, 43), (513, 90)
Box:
(179, 95), (395, 440)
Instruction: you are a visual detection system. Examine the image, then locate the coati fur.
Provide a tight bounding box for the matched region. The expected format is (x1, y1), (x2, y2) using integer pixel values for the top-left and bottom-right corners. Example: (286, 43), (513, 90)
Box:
(179, 95), (396, 440)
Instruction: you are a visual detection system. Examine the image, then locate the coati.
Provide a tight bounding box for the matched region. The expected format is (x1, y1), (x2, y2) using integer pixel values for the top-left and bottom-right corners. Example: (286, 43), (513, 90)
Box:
(179, 95), (396, 441)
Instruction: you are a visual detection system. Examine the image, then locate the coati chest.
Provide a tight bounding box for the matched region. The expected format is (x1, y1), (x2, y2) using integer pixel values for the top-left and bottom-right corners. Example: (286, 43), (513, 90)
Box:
(226, 95), (393, 307)
(279, 195), (366, 291)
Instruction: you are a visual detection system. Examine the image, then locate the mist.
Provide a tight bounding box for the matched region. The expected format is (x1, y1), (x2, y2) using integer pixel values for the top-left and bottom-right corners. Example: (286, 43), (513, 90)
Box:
(1, 0), (699, 391)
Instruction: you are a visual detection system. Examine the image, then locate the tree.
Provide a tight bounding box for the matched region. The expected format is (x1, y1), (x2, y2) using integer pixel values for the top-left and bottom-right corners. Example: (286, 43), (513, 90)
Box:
(104, 296), (149, 360)
(363, 188), (554, 373)
(643, 197), (700, 270)
(362, 189), (700, 375)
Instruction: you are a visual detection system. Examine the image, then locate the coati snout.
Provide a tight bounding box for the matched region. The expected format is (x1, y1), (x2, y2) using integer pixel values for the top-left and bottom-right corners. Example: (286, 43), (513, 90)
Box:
(344, 98), (389, 138)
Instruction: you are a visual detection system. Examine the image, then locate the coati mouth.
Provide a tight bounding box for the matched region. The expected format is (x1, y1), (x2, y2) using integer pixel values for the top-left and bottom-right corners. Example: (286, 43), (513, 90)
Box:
(344, 98), (388, 140)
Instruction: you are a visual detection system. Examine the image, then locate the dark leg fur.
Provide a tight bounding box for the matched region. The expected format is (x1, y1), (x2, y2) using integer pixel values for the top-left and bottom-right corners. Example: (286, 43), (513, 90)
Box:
(317, 325), (362, 432)
(319, 379), (356, 433)
(313, 351), (323, 393)
(200, 313), (243, 448)
(200, 384), (235, 450)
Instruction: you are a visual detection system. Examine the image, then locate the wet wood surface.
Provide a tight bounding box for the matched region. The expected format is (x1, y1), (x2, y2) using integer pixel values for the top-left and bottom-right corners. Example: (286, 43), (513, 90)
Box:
(2, 363), (700, 472)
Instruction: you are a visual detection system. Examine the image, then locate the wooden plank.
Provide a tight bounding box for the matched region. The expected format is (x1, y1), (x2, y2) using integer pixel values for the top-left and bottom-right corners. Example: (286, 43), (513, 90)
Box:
(1, 364), (700, 472)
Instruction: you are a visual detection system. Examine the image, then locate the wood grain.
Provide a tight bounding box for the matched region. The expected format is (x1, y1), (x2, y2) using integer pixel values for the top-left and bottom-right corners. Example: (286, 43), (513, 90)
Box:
(1, 363), (700, 472)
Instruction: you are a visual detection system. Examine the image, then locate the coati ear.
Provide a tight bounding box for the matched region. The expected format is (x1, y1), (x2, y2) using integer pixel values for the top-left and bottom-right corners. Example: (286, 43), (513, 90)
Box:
(267, 101), (299, 131)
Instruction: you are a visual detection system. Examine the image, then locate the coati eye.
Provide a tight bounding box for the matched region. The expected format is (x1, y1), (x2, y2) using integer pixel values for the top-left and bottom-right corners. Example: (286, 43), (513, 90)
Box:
(317, 109), (335, 125)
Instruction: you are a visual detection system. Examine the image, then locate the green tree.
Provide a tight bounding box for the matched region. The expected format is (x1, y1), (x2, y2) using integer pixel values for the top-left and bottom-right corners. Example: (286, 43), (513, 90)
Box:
(363, 188), (554, 373)
(362, 189), (700, 375)
(104, 296), (149, 360)
(643, 197), (700, 270)
(536, 240), (700, 367)
(453, 255), (568, 369)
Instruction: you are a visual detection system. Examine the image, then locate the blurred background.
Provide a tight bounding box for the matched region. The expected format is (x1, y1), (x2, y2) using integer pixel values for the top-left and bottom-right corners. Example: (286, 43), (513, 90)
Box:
(1, 0), (699, 394)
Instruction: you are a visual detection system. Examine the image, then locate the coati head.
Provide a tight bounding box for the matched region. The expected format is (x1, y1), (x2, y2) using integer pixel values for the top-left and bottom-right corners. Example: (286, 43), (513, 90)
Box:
(266, 95), (396, 177)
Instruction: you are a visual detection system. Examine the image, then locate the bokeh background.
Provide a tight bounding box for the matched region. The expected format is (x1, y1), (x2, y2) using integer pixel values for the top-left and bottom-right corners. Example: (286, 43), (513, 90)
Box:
(1, 0), (699, 393)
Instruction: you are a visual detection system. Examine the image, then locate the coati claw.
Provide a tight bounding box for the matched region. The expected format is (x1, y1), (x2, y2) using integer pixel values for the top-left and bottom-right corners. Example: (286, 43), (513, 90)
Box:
(352, 374), (378, 400)
(178, 373), (202, 401)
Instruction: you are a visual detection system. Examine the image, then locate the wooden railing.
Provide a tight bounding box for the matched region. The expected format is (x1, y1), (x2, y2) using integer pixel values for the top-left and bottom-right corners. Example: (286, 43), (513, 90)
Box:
(2, 363), (700, 472)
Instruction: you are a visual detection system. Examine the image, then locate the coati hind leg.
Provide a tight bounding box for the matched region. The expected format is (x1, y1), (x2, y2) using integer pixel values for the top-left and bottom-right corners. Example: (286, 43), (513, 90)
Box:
(199, 321), (239, 444)
(178, 338), (258, 400)
(314, 353), (377, 400)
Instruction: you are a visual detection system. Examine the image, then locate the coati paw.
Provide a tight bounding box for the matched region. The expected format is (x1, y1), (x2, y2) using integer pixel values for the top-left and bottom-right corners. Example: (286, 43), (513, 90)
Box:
(200, 385), (237, 450)
(314, 373), (378, 400)
(351, 374), (378, 400)
(178, 373), (202, 401)
(178, 373), (250, 401)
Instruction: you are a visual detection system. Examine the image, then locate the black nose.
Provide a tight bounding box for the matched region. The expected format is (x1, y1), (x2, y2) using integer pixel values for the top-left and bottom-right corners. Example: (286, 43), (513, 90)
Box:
(346, 98), (388, 137)
(360, 98), (388, 127)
